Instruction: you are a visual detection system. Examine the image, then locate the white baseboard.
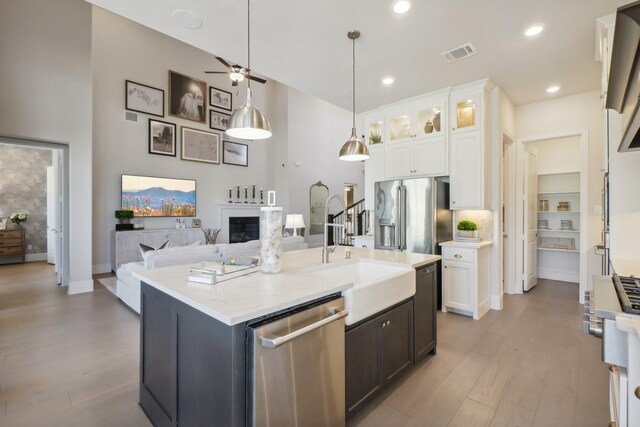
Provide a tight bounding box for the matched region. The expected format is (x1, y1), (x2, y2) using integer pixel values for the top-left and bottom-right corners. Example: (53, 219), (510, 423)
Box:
(68, 279), (94, 294)
(92, 263), (112, 275)
(538, 268), (579, 284)
(25, 253), (48, 262)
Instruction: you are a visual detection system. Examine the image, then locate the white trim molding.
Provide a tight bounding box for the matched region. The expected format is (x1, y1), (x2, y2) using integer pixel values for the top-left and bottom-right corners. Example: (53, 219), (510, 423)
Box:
(68, 279), (94, 294)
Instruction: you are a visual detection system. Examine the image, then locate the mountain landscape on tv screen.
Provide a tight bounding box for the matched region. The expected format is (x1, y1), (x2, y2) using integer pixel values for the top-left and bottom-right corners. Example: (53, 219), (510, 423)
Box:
(122, 186), (196, 217)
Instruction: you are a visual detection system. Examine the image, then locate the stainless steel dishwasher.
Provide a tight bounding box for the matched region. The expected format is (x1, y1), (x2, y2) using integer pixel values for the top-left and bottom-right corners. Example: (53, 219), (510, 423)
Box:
(248, 296), (347, 427)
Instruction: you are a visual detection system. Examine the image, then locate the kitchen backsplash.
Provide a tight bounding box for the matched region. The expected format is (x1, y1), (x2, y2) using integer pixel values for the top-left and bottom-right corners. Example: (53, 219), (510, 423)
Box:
(454, 210), (494, 242)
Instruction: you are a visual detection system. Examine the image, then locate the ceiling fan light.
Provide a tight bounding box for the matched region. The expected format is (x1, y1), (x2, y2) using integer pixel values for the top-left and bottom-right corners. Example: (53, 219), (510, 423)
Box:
(230, 71), (245, 82)
(226, 87), (272, 140)
(339, 128), (370, 161)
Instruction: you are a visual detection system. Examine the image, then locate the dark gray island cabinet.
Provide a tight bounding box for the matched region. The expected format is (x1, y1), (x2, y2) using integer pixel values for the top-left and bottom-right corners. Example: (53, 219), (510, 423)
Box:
(345, 263), (437, 418)
(138, 259), (438, 426)
(140, 283), (248, 427)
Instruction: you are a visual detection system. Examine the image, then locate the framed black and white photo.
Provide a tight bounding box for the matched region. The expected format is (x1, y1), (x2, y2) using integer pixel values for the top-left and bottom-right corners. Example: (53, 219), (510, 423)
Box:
(148, 119), (177, 156)
(181, 127), (220, 164)
(209, 86), (232, 111)
(169, 70), (207, 123)
(209, 110), (230, 131)
(223, 140), (248, 167)
(191, 218), (201, 228)
(125, 80), (164, 117)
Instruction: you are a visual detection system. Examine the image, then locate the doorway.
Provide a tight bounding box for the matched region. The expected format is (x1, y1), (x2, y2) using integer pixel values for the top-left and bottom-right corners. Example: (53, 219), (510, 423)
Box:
(0, 137), (69, 285)
(513, 131), (588, 300)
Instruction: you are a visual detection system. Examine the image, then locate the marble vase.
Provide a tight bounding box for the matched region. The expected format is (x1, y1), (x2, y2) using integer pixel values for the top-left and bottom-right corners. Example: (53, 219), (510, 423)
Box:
(260, 207), (283, 273)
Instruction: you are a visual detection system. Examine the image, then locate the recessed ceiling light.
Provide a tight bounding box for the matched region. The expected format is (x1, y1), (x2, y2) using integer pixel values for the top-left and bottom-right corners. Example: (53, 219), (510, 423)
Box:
(382, 77), (394, 85)
(392, 0), (411, 14)
(524, 25), (544, 37)
(171, 10), (203, 29)
(546, 85), (560, 94)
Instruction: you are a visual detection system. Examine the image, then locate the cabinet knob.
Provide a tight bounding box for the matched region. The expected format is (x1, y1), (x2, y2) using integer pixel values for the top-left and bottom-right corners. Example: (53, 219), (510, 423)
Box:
(635, 386), (640, 400)
(454, 254), (462, 258)
(452, 201), (456, 204)
(444, 266), (448, 269)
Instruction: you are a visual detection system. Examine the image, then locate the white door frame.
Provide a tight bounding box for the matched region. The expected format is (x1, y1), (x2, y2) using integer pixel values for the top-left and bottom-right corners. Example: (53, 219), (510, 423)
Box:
(501, 132), (517, 295)
(0, 135), (70, 286)
(514, 130), (588, 300)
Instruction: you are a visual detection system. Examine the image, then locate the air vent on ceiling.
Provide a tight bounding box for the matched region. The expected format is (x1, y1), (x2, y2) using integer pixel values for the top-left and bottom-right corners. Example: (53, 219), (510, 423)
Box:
(441, 43), (477, 63)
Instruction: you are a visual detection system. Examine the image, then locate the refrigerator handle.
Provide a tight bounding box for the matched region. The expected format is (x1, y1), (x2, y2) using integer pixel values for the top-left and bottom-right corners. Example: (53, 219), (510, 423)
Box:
(396, 186), (402, 250)
(401, 186), (407, 250)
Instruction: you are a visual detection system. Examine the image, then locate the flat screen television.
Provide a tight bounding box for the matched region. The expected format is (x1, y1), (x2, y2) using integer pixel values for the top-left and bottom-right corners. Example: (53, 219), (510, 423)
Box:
(121, 174), (196, 217)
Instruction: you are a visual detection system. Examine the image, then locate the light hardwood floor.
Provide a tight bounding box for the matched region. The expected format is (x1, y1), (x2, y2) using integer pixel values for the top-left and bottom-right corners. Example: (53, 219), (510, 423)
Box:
(0, 262), (608, 426)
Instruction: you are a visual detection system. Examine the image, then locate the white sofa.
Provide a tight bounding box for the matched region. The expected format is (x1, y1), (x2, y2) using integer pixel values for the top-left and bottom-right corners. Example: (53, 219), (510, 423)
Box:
(116, 236), (307, 313)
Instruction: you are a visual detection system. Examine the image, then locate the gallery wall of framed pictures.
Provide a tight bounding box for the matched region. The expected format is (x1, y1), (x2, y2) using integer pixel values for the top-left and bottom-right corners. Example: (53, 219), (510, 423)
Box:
(124, 69), (250, 168)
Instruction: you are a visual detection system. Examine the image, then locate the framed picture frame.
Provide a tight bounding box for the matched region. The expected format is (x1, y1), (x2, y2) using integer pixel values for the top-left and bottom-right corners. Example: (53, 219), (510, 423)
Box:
(209, 86), (232, 111)
(125, 80), (164, 117)
(209, 110), (231, 131)
(191, 218), (201, 228)
(148, 119), (177, 156)
(223, 140), (248, 167)
(181, 127), (220, 164)
(168, 70), (207, 123)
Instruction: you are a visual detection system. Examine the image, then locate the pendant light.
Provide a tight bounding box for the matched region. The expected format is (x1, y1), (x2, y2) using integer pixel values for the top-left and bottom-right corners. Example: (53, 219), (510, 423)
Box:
(226, 0), (272, 140)
(339, 30), (369, 161)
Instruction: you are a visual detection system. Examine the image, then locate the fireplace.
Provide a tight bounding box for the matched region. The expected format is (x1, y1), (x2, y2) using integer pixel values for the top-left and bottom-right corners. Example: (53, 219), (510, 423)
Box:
(229, 216), (259, 243)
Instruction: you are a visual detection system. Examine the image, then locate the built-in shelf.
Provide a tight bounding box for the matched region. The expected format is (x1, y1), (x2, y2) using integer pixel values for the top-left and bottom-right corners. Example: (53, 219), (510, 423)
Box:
(537, 210), (580, 213)
(537, 229), (579, 233)
(538, 247), (579, 253)
(537, 191), (580, 196)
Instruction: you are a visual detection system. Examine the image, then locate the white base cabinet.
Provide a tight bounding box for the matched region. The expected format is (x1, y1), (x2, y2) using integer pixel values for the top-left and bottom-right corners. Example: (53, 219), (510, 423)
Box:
(111, 228), (204, 271)
(440, 241), (492, 320)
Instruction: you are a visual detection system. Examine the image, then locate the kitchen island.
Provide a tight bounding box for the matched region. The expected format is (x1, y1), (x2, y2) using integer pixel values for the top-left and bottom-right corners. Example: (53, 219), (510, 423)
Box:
(135, 246), (440, 426)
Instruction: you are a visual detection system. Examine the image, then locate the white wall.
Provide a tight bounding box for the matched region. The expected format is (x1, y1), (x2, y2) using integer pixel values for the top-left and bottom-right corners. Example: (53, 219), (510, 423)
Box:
(516, 90), (604, 290)
(0, 0), (93, 293)
(280, 87), (364, 247)
(91, 7), (279, 271)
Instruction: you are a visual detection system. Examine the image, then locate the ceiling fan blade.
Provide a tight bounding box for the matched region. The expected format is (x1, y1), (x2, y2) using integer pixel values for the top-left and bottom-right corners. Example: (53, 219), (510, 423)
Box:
(248, 75), (267, 84)
(204, 71), (229, 74)
(232, 80), (238, 87)
(215, 56), (232, 69)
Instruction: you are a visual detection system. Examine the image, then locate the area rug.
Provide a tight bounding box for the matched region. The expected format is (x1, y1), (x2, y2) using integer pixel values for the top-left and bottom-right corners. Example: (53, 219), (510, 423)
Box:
(98, 277), (117, 296)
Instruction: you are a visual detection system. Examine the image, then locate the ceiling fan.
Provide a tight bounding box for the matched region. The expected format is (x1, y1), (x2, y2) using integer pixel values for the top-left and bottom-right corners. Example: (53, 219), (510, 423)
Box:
(205, 56), (267, 86)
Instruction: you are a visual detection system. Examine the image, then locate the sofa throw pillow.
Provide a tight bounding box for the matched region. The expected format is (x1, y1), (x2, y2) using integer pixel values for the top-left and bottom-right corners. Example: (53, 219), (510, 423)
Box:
(139, 240), (169, 257)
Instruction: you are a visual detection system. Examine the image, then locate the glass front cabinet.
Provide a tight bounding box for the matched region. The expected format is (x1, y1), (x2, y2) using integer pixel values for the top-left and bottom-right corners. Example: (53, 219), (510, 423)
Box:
(364, 115), (385, 146)
(449, 86), (482, 133)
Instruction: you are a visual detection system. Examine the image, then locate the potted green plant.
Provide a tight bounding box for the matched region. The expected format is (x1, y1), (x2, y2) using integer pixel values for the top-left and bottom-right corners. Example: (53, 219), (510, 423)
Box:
(369, 130), (382, 144)
(115, 210), (134, 231)
(456, 219), (478, 238)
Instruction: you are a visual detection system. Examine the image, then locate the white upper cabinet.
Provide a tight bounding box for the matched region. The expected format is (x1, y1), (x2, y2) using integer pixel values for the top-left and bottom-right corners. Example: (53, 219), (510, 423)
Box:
(386, 96), (446, 144)
(449, 86), (483, 133)
(364, 114), (385, 147)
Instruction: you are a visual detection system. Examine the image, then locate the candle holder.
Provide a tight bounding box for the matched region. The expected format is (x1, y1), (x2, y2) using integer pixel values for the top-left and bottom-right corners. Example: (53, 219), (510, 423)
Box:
(235, 185), (241, 203)
(260, 190), (264, 204)
(251, 184), (257, 204)
(244, 187), (248, 204)
(228, 189), (233, 203)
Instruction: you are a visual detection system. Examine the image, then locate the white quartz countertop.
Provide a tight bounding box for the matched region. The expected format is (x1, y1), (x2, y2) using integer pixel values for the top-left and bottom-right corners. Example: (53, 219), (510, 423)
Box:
(134, 246), (440, 326)
(611, 258), (640, 277)
(439, 240), (493, 249)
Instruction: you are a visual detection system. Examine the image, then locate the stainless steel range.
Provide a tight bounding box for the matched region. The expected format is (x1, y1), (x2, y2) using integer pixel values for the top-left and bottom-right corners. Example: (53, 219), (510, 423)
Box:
(585, 272), (640, 427)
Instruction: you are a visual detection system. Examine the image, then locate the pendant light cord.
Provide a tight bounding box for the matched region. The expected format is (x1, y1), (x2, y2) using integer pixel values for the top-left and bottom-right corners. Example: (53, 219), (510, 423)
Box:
(247, 0), (251, 89)
(352, 35), (356, 128)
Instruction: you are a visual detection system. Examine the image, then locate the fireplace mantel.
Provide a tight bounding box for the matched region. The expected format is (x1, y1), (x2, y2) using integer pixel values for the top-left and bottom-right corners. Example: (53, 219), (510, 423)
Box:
(216, 204), (263, 243)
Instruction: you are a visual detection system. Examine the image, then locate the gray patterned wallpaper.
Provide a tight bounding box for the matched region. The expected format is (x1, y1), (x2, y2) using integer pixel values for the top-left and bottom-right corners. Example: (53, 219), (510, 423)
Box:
(0, 144), (52, 254)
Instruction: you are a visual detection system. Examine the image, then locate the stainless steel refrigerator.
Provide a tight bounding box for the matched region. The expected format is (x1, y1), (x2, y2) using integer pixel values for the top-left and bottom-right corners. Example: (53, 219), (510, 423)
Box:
(374, 177), (452, 255)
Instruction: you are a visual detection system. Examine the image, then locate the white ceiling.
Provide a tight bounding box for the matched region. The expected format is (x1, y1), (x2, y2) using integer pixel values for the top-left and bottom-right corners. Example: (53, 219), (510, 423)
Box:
(84, 0), (627, 112)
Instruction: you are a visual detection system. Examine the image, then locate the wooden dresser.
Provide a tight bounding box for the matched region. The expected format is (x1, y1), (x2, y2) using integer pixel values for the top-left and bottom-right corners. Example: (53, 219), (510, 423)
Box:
(0, 229), (26, 263)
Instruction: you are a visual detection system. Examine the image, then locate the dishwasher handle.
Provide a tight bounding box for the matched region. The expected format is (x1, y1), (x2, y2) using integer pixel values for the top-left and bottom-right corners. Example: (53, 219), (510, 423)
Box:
(260, 309), (348, 349)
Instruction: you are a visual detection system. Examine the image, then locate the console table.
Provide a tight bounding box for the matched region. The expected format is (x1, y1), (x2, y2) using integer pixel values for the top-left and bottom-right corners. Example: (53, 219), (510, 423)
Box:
(0, 229), (26, 263)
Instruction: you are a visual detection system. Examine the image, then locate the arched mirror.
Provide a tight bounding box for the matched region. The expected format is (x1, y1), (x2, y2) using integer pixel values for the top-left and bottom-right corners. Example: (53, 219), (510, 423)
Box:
(309, 181), (329, 234)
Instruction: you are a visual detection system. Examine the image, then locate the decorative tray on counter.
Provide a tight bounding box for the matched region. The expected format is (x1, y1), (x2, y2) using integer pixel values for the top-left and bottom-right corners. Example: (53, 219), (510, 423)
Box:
(188, 257), (260, 285)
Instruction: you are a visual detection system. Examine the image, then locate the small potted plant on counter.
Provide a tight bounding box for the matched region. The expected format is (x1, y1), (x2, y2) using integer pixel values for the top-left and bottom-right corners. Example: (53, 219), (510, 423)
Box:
(456, 219), (479, 240)
(115, 210), (134, 231)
